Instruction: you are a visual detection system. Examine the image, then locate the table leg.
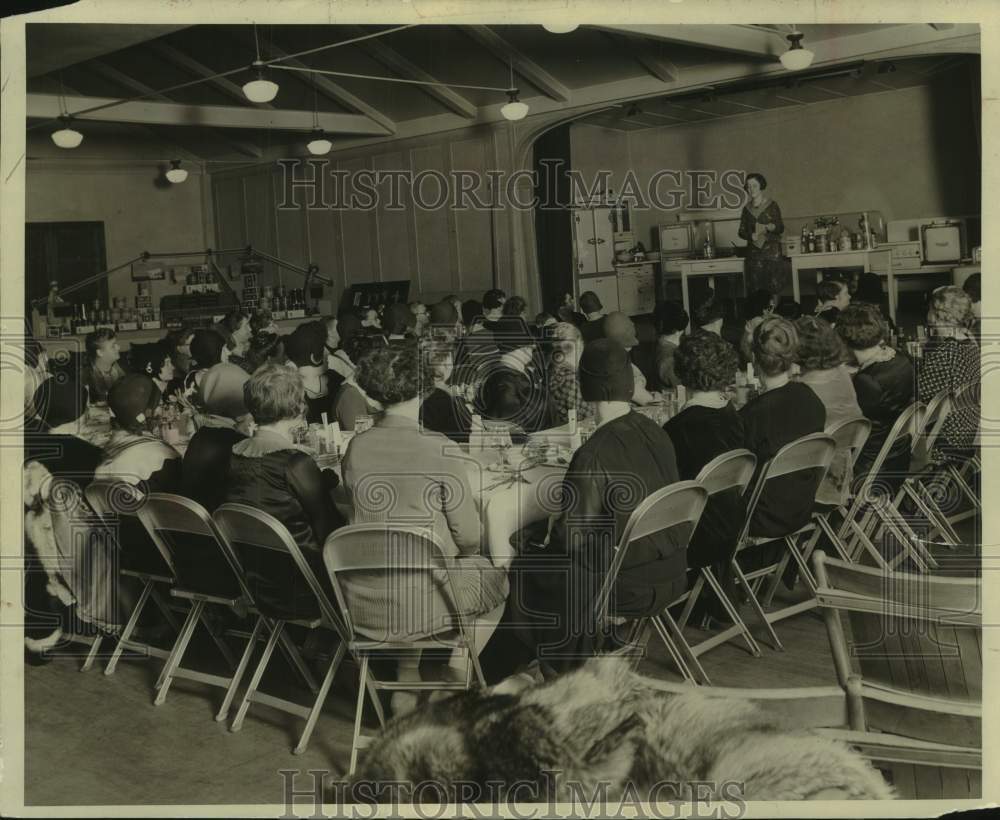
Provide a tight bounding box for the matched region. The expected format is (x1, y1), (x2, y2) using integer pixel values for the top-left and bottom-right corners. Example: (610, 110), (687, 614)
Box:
(791, 261), (801, 304)
(681, 273), (691, 330)
(886, 268), (898, 325)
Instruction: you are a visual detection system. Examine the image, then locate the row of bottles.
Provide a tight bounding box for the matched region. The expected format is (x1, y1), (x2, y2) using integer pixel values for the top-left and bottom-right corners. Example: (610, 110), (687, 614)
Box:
(259, 286), (307, 313)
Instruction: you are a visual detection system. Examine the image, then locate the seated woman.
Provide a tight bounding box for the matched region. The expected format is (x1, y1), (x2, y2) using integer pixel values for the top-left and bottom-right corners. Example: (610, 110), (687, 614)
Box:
(225, 365), (345, 554)
(129, 341), (177, 399)
(795, 315), (863, 506)
(663, 331), (745, 578)
(546, 322), (594, 425)
(477, 366), (554, 440)
(163, 327), (195, 397)
(654, 301), (689, 389)
(814, 278), (851, 326)
(741, 317), (826, 538)
(83, 328), (126, 403)
(487, 339), (684, 680)
(836, 303), (914, 480)
(419, 340), (472, 444)
(218, 310), (253, 372)
(331, 332), (385, 431)
(339, 344), (509, 713)
(187, 329), (251, 424)
(919, 286), (980, 461)
(603, 312), (657, 406)
(852, 272), (897, 335)
(326, 311), (362, 382)
(284, 321), (332, 424)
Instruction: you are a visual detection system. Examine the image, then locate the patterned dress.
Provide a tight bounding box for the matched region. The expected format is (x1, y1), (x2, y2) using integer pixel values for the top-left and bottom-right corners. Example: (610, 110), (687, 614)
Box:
(739, 198), (786, 294)
(917, 336), (980, 461)
(548, 362), (595, 425)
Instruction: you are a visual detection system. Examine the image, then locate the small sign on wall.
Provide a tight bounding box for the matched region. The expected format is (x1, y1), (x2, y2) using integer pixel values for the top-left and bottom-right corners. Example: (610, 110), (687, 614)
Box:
(131, 261), (167, 282)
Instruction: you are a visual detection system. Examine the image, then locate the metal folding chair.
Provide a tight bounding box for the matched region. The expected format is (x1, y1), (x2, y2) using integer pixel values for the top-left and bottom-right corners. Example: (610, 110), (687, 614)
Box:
(134, 493), (255, 712)
(649, 451), (759, 684)
(592, 481), (708, 679)
(323, 523), (488, 776)
(727, 433), (836, 651)
(212, 503), (349, 754)
(84, 479), (181, 676)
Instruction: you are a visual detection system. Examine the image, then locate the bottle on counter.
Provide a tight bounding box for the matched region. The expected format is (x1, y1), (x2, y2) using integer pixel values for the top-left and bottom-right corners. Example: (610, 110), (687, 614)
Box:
(807, 231), (816, 253)
(703, 236), (714, 259)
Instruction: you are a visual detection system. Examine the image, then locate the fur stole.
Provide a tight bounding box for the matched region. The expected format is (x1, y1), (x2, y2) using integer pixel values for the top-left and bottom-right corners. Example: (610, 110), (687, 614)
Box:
(346, 657), (893, 803)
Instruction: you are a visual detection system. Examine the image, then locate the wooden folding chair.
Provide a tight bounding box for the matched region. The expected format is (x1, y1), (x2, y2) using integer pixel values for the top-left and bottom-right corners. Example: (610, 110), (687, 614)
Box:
(813, 549), (981, 798)
(323, 523), (489, 776)
(592, 481), (709, 679)
(727, 433), (836, 651)
(649, 452), (759, 684)
(135, 493), (258, 712)
(84, 479), (181, 676)
(212, 504), (349, 754)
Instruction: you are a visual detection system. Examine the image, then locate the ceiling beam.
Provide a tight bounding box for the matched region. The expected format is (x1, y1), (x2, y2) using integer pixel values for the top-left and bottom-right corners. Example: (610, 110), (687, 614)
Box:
(148, 41), (273, 110)
(603, 31), (678, 84)
(27, 24), (190, 78)
(465, 26), (571, 102)
(264, 45), (397, 135)
(597, 24), (787, 58)
(28, 93), (392, 135)
(344, 26), (477, 119)
(86, 60), (262, 158)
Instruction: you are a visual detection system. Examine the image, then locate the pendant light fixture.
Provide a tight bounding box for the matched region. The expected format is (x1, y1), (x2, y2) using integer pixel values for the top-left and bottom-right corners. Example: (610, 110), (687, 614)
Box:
(242, 24), (279, 103)
(542, 23), (578, 34)
(500, 58), (529, 121)
(305, 76), (332, 155)
(165, 160), (188, 184)
(780, 27), (814, 71)
(51, 115), (83, 149)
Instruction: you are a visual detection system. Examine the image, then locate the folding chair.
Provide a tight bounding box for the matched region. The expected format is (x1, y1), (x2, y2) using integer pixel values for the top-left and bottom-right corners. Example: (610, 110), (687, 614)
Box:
(592, 481), (708, 680)
(212, 504), (349, 754)
(727, 433), (836, 651)
(813, 549), (981, 798)
(830, 404), (939, 573)
(135, 493), (257, 712)
(84, 479), (181, 675)
(648, 451), (759, 684)
(323, 523), (488, 776)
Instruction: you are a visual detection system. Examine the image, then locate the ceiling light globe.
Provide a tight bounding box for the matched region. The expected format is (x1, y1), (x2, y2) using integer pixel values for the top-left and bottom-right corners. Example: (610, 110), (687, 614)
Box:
(166, 167), (189, 183)
(51, 125), (83, 149)
(780, 46), (814, 71)
(542, 23), (578, 34)
(501, 100), (530, 121)
(307, 134), (333, 155)
(243, 78), (279, 104)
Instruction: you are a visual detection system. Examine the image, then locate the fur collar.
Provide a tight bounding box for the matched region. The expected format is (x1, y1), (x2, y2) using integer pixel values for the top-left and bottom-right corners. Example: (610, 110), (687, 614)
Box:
(232, 428), (310, 458)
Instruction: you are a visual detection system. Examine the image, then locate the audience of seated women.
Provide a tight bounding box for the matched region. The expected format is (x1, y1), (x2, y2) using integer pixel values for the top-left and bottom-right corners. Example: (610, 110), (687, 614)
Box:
(836, 302), (914, 479)
(338, 343), (509, 713)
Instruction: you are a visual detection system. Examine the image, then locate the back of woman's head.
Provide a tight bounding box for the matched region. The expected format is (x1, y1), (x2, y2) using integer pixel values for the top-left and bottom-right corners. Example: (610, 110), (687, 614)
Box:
(344, 330), (384, 365)
(189, 329), (227, 369)
(928, 285), (974, 330)
(816, 279), (845, 304)
(355, 342), (421, 406)
(549, 321), (582, 364)
(502, 295), (527, 317)
(461, 299), (483, 327)
(108, 374), (161, 433)
(854, 272), (884, 305)
(752, 316), (799, 377)
(693, 296), (724, 328)
(420, 339), (453, 386)
(795, 316), (847, 372)
(674, 330), (738, 391)
(284, 321), (327, 367)
(384, 303), (415, 336)
(745, 289), (775, 320)
(655, 300), (689, 335)
(836, 303), (886, 350)
(129, 341), (172, 380)
(243, 364), (305, 426)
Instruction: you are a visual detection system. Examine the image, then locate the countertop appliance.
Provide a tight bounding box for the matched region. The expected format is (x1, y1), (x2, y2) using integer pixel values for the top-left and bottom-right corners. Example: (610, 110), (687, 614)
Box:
(921, 220), (964, 264)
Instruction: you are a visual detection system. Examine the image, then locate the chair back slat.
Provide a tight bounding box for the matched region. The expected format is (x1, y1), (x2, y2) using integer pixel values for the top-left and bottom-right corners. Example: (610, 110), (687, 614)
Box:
(853, 403), (924, 501)
(213, 503), (347, 632)
(136, 493), (243, 600)
(323, 524), (465, 645)
(85, 478), (175, 579)
(694, 449), (757, 496)
(595, 481), (708, 624)
(825, 417), (872, 468)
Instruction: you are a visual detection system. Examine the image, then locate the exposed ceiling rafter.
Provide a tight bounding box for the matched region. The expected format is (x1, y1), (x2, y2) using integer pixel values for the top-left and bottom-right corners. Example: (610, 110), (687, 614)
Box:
(465, 25), (572, 102)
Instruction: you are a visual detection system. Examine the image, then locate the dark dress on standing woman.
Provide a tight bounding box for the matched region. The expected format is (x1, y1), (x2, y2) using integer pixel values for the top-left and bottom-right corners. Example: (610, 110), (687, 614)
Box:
(739, 198), (786, 294)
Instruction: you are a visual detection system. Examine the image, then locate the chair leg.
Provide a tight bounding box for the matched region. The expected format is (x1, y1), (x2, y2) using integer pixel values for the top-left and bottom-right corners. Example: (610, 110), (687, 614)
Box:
(154, 600), (204, 705)
(149, 585), (181, 634)
(104, 580), (154, 676)
(676, 577), (704, 630)
(816, 514), (854, 563)
(659, 610), (710, 685)
(278, 630), (319, 694)
(230, 619), (284, 733)
(762, 548), (793, 609)
(701, 568), (761, 657)
(349, 655), (370, 777)
(294, 642), (347, 755)
(732, 560), (783, 651)
(906, 481), (960, 546)
(947, 464), (981, 511)
(215, 615), (265, 723)
(202, 611), (238, 671)
(80, 634), (104, 673)
(650, 615), (695, 683)
(365, 669), (388, 729)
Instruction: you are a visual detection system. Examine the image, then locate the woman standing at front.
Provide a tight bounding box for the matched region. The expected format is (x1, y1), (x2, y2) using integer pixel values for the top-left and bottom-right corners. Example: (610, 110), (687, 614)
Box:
(739, 172), (786, 294)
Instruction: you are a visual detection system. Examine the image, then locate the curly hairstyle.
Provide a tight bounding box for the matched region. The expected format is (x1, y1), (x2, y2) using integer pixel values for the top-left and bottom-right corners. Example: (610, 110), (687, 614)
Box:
(752, 316), (799, 377)
(243, 364), (305, 426)
(795, 315), (848, 372)
(129, 341), (172, 381)
(927, 286), (974, 331)
(655, 300), (689, 335)
(283, 321), (327, 367)
(674, 330), (739, 391)
(355, 342), (422, 406)
(503, 295), (527, 317)
(85, 328), (117, 362)
(745, 172), (767, 191)
(816, 279), (847, 305)
(693, 295), (724, 328)
(836, 302), (887, 350)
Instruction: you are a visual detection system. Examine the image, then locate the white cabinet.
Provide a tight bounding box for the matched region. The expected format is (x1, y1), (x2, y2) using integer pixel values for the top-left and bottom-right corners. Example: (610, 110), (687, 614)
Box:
(578, 274), (620, 313)
(617, 265), (656, 316)
(572, 207), (616, 275)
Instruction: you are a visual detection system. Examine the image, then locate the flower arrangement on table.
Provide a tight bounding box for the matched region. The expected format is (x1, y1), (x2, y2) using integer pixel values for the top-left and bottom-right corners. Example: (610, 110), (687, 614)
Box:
(814, 215), (846, 244)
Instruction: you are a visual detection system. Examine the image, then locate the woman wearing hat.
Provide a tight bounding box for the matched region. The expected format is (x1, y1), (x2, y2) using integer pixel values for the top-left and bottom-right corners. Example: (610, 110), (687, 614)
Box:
(485, 339), (684, 679)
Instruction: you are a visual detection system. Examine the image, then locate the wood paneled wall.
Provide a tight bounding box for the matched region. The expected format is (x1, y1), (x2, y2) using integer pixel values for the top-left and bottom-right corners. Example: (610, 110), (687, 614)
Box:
(211, 125), (505, 311)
